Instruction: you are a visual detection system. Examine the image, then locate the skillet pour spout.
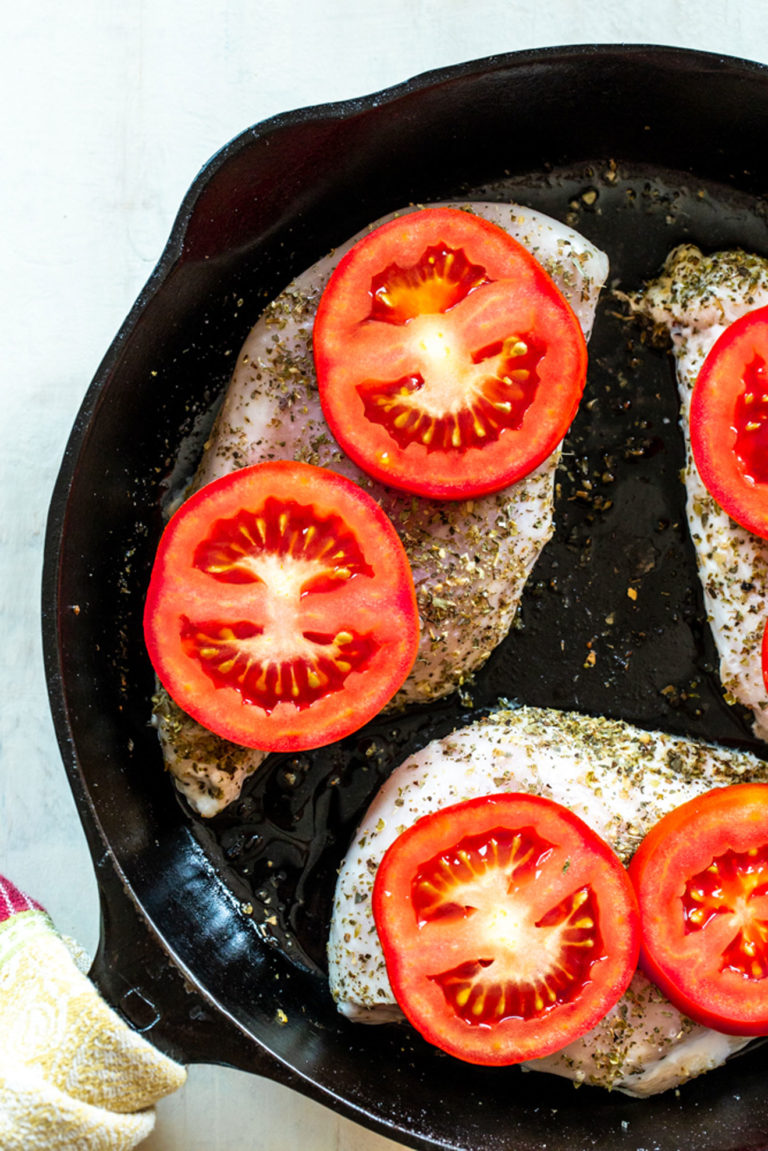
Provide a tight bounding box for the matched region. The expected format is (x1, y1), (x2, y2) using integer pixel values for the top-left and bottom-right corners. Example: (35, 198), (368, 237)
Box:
(44, 44), (768, 1151)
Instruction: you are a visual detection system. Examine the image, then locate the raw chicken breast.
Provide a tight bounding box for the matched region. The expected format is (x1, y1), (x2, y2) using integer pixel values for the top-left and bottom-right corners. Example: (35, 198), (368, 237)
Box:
(328, 705), (768, 1095)
(156, 204), (609, 816)
(628, 246), (768, 741)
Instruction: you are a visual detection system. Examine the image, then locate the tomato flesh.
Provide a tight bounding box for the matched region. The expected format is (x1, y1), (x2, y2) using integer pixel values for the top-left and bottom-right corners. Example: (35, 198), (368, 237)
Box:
(144, 461), (420, 752)
(691, 305), (768, 538)
(629, 783), (768, 1035)
(372, 793), (639, 1065)
(314, 207), (588, 500)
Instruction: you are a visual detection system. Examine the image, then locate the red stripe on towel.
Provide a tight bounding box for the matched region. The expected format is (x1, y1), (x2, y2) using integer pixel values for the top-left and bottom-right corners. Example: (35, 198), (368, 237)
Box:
(0, 875), (43, 923)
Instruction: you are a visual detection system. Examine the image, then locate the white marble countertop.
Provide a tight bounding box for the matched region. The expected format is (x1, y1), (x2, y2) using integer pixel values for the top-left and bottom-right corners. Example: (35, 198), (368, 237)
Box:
(4, 3), (768, 1148)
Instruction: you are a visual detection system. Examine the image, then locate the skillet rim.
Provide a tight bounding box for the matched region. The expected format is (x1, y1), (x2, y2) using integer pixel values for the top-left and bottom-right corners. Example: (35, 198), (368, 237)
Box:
(41, 41), (768, 1151)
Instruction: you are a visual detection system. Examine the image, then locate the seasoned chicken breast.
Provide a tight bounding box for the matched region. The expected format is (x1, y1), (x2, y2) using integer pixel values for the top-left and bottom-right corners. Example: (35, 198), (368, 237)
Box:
(156, 204), (609, 816)
(628, 246), (768, 741)
(328, 706), (768, 1095)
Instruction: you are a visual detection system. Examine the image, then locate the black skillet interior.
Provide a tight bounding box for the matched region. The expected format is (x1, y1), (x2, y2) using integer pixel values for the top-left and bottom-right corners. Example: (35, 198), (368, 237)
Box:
(43, 44), (768, 1151)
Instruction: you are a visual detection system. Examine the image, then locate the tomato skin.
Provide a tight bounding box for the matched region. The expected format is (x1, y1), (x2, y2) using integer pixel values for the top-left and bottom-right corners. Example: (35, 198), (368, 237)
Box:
(313, 207), (588, 500)
(143, 461), (419, 753)
(690, 305), (768, 539)
(629, 783), (768, 1036)
(372, 793), (639, 1066)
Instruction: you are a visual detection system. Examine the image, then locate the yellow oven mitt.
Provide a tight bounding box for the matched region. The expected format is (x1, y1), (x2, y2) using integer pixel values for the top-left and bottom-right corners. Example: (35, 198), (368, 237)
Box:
(0, 876), (187, 1150)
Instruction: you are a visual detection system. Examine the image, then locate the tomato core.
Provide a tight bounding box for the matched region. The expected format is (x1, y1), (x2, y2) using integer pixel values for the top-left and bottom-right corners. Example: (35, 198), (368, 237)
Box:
(179, 495), (380, 713)
(358, 242), (545, 454)
(411, 824), (603, 1025)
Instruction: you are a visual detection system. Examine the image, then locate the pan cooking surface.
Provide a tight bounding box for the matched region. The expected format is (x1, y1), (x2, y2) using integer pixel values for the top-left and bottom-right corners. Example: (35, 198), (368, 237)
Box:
(191, 162), (768, 976)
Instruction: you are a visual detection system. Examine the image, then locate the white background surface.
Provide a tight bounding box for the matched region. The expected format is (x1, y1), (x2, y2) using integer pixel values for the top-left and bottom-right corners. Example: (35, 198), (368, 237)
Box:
(3, 3), (768, 1149)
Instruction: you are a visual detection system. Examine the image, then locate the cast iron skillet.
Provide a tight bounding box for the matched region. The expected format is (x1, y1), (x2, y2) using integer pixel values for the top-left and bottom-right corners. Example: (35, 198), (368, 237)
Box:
(43, 44), (768, 1151)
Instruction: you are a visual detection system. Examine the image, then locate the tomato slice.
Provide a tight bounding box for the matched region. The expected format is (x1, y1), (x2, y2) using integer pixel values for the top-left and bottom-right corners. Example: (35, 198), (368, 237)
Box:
(143, 461), (419, 753)
(313, 207), (588, 500)
(372, 793), (639, 1065)
(629, 783), (768, 1035)
(690, 304), (768, 538)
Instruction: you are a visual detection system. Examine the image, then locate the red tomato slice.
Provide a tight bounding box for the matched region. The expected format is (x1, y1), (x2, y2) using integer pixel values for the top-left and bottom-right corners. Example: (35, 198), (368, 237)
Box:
(629, 783), (768, 1035)
(143, 461), (419, 753)
(372, 793), (639, 1065)
(313, 207), (588, 500)
(690, 304), (768, 538)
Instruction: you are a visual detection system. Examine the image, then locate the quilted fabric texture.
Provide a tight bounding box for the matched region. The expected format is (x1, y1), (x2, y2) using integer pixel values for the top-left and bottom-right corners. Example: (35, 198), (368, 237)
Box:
(0, 876), (187, 1150)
